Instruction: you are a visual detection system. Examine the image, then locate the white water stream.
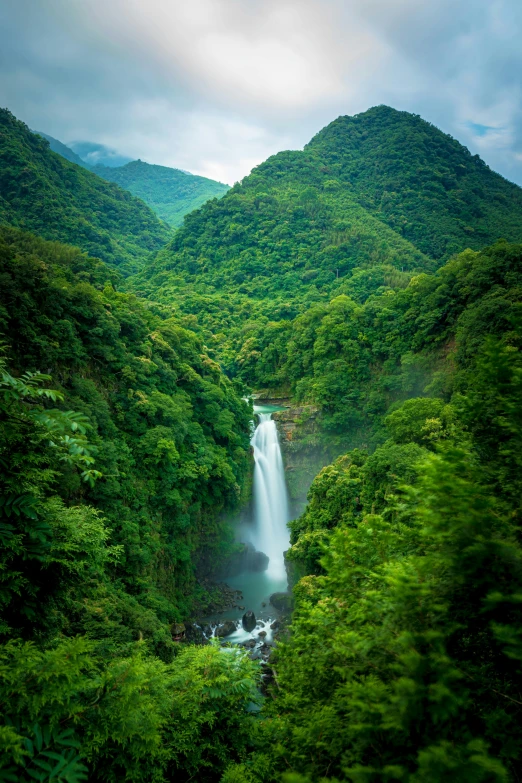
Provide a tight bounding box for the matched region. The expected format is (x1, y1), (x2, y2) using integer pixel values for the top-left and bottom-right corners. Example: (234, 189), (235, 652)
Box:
(250, 411), (290, 580)
(201, 405), (291, 625)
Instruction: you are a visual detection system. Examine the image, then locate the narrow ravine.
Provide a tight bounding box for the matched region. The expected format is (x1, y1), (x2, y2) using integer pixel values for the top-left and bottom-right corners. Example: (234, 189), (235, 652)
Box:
(196, 404), (292, 647)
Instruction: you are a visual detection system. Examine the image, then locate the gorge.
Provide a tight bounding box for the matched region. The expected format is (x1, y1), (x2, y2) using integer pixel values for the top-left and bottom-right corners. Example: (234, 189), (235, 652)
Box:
(1, 104), (522, 783)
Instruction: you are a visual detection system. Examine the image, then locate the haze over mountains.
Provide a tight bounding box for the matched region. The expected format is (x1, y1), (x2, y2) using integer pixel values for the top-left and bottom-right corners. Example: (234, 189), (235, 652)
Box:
(1, 109), (168, 274)
(35, 128), (230, 228)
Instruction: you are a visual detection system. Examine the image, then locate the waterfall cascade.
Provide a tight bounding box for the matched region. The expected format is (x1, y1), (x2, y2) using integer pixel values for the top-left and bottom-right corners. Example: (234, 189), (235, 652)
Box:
(250, 411), (290, 579)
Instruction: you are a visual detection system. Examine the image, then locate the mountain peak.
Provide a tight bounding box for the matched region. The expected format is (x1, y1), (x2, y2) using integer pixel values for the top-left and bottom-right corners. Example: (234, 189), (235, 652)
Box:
(305, 104), (521, 258)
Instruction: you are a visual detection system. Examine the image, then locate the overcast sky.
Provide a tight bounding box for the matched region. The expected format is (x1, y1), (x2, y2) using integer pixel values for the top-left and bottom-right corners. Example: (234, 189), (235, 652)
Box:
(1, 0), (521, 185)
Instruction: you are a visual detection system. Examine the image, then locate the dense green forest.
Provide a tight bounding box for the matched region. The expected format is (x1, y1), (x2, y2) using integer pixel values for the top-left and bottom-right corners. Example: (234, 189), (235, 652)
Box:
(35, 132), (89, 169)
(220, 239), (522, 782)
(33, 129), (230, 228)
(130, 106), (522, 384)
(0, 110), (170, 274)
(1, 104), (522, 782)
(92, 160), (230, 228)
(0, 226), (258, 781)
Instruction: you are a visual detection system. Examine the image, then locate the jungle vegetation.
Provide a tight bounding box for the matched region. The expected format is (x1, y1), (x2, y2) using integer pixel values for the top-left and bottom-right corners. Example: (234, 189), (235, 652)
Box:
(92, 160), (230, 228)
(1, 105), (522, 782)
(0, 110), (170, 274)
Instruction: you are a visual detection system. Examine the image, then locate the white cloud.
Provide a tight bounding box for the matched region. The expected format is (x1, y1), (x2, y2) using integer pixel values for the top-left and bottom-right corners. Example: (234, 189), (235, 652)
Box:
(1, 0), (522, 185)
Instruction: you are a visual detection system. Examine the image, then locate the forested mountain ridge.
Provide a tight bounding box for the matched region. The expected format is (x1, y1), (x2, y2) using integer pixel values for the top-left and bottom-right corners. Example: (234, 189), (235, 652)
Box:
(130, 105), (522, 396)
(307, 105), (522, 258)
(34, 130), (89, 168)
(92, 159), (230, 227)
(134, 144), (431, 304)
(0, 109), (170, 274)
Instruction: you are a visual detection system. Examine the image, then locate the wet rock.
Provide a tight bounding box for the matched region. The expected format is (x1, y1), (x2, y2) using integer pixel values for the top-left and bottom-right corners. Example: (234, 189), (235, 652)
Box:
(270, 620), (280, 630)
(242, 610), (256, 632)
(269, 592), (294, 613)
(238, 605), (245, 610)
(215, 620), (237, 638)
(261, 602), (266, 607)
(258, 630), (267, 638)
(171, 622), (186, 641)
(219, 543), (269, 577)
(184, 623), (207, 645)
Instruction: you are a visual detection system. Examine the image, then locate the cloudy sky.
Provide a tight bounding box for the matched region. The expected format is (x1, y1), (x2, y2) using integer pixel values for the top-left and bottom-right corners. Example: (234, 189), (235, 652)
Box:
(1, 0), (521, 185)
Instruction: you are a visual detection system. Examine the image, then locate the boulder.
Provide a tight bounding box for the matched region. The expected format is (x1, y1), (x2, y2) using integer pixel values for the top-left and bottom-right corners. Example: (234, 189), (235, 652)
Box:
(242, 610), (256, 632)
(269, 592), (294, 613)
(219, 543), (269, 577)
(171, 622), (186, 641)
(184, 623), (207, 645)
(215, 620), (237, 638)
(258, 630), (267, 638)
(270, 620), (280, 630)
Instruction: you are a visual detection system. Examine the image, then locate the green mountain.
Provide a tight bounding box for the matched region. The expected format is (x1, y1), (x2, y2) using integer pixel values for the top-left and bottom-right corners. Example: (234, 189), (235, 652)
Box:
(0, 110), (170, 273)
(131, 106), (522, 379)
(35, 130), (89, 168)
(307, 105), (522, 258)
(92, 160), (230, 228)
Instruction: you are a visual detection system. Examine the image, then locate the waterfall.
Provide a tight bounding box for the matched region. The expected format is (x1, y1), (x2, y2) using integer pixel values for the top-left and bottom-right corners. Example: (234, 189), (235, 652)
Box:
(250, 411), (290, 580)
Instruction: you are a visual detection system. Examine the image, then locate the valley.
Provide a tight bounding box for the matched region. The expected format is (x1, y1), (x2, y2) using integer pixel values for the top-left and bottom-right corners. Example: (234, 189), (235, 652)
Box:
(1, 104), (522, 783)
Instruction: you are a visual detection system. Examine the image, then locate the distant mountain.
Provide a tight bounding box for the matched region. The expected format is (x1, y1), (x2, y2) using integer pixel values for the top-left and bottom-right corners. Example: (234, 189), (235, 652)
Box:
(92, 160), (230, 227)
(34, 131), (89, 168)
(68, 140), (133, 168)
(0, 109), (169, 273)
(307, 105), (522, 259)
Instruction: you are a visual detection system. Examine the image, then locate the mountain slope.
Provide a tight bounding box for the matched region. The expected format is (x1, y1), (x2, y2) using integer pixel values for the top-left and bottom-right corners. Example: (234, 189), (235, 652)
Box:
(0, 110), (170, 273)
(35, 130), (89, 168)
(92, 159), (230, 227)
(136, 106), (522, 308)
(134, 148), (431, 306)
(307, 105), (522, 258)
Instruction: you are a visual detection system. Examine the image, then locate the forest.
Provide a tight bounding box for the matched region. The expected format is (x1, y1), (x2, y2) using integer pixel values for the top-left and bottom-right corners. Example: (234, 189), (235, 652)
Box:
(1, 105), (522, 782)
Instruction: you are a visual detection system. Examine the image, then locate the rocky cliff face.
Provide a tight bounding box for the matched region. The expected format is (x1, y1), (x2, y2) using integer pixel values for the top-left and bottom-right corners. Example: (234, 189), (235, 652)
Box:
(255, 402), (325, 516)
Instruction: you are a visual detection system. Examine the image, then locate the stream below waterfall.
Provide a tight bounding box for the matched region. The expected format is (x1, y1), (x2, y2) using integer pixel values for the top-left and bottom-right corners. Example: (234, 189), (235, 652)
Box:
(198, 404), (291, 639)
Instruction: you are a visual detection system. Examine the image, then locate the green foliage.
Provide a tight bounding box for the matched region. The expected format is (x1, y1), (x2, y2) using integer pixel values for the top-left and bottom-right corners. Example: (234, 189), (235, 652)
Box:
(0, 110), (170, 274)
(0, 226), (252, 635)
(233, 332), (522, 783)
(35, 131), (89, 169)
(307, 105), (522, 259)
(4, 102), (522, 783)
(0, 638), (259, 783)
(93, 160), (230, 228)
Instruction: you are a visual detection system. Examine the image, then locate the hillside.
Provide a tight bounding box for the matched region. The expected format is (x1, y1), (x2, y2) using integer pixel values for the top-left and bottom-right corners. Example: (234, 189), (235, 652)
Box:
(131, 106), (522, 377)
(308, 105), (522, 258)
(138, 147), (431, 297)
(3, 101), (522, 782)
(35, 130), (89, 168)
(92, 159), (230, 227)
(0, 110), (170, 273)
(0, 224), (251, 628)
